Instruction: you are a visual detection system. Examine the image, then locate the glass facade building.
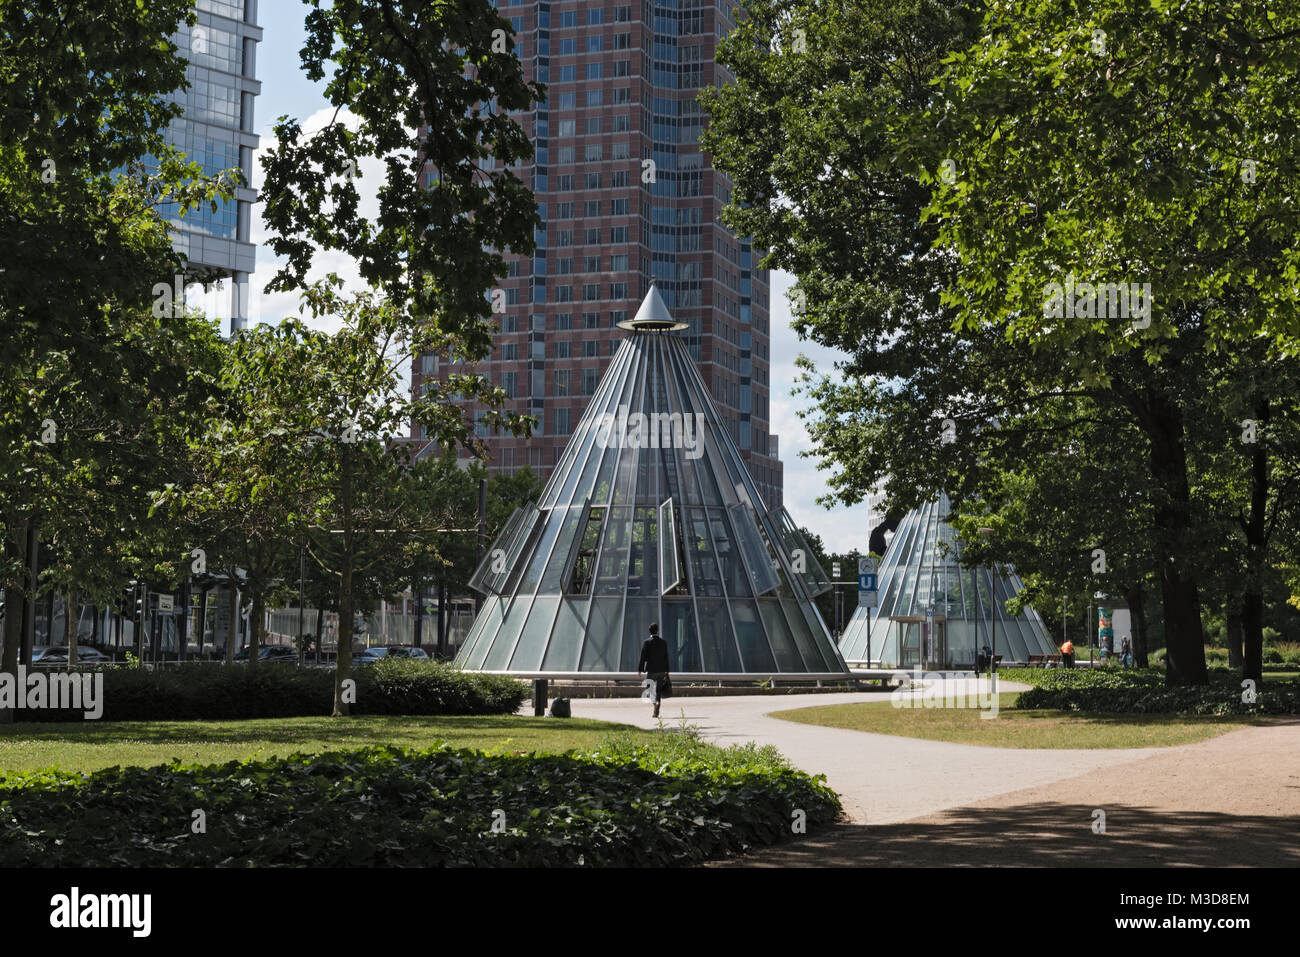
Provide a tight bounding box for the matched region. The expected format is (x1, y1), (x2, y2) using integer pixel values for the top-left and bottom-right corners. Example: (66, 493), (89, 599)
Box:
(457, 289), (844, 676)
(839, 494), (1057, 668)
(161, 0), (262, 329)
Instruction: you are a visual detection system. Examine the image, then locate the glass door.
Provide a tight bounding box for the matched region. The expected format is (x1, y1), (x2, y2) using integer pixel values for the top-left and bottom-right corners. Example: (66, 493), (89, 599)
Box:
(900, 621), (921, 668)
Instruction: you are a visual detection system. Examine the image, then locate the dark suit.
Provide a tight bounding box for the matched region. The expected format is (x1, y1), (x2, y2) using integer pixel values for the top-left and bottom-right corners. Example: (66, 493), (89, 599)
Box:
(639, 635), (670, 703)
(638, 636), (670, 674)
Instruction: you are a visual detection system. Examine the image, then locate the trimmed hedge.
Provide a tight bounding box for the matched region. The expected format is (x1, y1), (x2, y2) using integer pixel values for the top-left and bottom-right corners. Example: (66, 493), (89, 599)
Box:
(1003, 667), (1300, 715)
(0, 738), (842, 866)
(13, 659), (527, 722)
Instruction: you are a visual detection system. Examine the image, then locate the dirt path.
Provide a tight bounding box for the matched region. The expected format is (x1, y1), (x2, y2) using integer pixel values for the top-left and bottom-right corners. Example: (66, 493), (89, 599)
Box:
(713, 721), (1300, 867)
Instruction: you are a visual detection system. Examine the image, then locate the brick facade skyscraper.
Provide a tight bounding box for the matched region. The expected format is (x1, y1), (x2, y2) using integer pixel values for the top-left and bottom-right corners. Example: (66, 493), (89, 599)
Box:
(414, 0), (782, 509)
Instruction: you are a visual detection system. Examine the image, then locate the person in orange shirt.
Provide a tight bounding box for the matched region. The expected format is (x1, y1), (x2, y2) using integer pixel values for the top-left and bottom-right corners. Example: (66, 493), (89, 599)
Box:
(1060, 639), (1075, 669)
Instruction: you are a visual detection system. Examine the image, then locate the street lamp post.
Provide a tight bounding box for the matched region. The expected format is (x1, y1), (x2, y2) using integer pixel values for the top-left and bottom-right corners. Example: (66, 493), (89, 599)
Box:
(832, 562), (842, 641)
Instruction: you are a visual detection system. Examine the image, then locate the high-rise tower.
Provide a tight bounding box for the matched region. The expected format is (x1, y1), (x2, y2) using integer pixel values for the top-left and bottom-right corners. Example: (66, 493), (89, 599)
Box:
(164, 0), (262, 331)
(413, 0), (783, 509)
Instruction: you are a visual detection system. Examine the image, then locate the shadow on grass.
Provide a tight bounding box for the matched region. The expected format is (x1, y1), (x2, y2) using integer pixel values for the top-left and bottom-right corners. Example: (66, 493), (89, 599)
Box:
(0, 714), (640, 747)
(714, 804), (1300, 867)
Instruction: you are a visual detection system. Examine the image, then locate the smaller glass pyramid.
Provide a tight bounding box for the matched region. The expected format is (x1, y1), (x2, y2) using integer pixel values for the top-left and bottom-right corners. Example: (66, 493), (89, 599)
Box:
(839, 494), (1057, 668)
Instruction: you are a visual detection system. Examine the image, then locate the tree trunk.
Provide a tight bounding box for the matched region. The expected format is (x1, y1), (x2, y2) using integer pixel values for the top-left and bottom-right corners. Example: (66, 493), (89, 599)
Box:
(1239, 395), (1270, 687)
(45, 589), (54, 654)
(442, 582), (452, 656)
(0, 532), (23, 724)
(196, 586), (209, 658)
(314, 605), (325, 665)
(1125, 584), (1150, 669)
(334, 562), (353, 717)
(1225, 602), (1244, 669)
(334, 441), (354, 717)
(133, 583), (144, 662)
(1241, 591), (1264, 688)
(224, 580), (239, 664)
(436, 580), (446, 658)
(1137, 390), (1207, 686)
(248, 587), (262, 668)
(178, 580), (190, 663)
(65, 589), (77, 667)
(1, 531), (24, 677)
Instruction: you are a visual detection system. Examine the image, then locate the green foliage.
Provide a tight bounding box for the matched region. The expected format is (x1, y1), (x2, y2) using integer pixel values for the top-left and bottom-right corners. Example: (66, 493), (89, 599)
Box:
(702, 0), (1300, 687)
(1007, 668), (1300, 715)
(11, 661), (525, 723)
(355, 658), (526, 716)
(259, 0), (543, 362)
(0, 740), (841, 866)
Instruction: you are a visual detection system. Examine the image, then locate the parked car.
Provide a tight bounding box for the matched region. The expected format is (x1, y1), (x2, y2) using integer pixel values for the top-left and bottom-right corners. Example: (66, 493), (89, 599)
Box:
(31, 646), (112, 664)
(352, 647), (389, 666)
(352, 645), (429, 666)
(233, 645), (299, 664)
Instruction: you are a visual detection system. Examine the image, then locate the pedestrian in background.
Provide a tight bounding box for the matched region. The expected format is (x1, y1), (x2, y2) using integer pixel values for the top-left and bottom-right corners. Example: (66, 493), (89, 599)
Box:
(1060, 639), (1075, 669)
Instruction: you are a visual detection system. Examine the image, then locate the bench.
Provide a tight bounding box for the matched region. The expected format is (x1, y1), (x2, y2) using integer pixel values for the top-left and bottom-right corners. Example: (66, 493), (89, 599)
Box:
(1027, 654), (1063, 668)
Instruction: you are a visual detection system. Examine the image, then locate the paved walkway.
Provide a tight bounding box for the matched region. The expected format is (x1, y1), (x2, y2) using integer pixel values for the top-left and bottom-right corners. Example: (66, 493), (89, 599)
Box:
(712, 720), (1300, 867)
(567, 680), (1156, 824)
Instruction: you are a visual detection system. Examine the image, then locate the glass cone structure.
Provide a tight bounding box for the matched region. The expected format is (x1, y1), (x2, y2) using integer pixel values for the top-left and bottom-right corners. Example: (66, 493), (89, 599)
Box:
(839, 494), (1057, 668)
(457, 288), (849, 677)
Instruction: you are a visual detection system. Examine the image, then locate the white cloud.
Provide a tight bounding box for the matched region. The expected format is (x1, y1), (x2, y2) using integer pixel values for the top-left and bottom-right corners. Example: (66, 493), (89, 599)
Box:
(244, 106), (394, 336)
(768, 270), (876, 554)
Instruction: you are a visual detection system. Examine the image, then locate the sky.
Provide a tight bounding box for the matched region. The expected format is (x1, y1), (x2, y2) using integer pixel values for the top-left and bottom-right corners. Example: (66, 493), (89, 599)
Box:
(240, 4), (876, 554)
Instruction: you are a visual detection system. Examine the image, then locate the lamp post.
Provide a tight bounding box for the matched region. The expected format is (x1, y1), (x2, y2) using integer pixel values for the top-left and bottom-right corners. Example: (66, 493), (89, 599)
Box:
(977, 527), (997, 696)
(832, 562), (842, 641)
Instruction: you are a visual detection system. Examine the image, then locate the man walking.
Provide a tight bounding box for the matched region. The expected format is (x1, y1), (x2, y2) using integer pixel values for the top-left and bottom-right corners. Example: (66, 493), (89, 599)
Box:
(637, 622), (671, 719)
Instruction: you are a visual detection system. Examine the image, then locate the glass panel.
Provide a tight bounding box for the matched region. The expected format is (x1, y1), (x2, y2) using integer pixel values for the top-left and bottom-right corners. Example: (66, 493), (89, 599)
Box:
(626, 506), (659, 596)
(620, 596), (658, 671)
(761, 600), (803, 671)
(734, 600), (778, 672)
(774, 508), (833, 597)
(684, 508), (723, 598)
(709, 510), (751, 596)
(467, 505), (528, 595)
(729, 504), (780, 595)
(542, 598), (589, 671)
(540, 505), (585, 593)
(658, 499), (680, 594)
(699, 598), (742, 672)
(594, 506), (632, 595)
(580, 597), (624, 670)
(568, 506), (605, 594)
(508, 596), (560, 671)
(481, 595), (531, 669)
(661, 599), (701, 671)
(458, 598), (502, 670)
(515, 510), (567, 595)
(783, 597), (828, 671)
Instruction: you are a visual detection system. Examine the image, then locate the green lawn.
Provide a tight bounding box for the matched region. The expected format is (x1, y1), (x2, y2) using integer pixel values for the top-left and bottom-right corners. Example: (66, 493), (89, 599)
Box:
(0, 715), (663, 776)
(772, 693), (1272, 749)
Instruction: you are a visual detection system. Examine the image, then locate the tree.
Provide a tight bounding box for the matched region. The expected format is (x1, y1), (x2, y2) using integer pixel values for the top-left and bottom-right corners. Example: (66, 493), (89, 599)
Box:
(294, 280), (530, 715)
(703, 0), (1300, 686)
(1, 0), (239, 681)
(156, 323), (324, 668)
(259, 0), (543, 361)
